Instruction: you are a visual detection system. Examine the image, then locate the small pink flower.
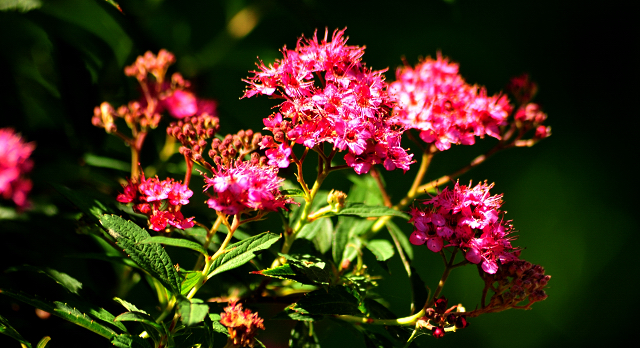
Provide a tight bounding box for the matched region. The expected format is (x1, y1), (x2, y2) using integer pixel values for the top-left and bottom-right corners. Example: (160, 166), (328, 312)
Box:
(0, 128), (35, 210)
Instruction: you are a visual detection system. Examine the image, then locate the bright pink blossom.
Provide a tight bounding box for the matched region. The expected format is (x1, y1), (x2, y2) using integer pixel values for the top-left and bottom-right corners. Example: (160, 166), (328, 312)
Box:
(0, 128), (35, 210)
(390, 54), (513, 151)
(203, 160), (293, 215)
(243, 28), (413, 174)
(117, 174), (194, 231)
(408, 181), (519, 274)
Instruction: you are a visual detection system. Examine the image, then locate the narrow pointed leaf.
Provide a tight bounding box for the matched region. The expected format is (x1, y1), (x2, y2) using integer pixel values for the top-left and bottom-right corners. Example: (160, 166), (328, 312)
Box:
(0, 288), (117, 339)
(0, 314), (32, 348)
(99, 214), (181, 295)
(365, 239), (395, 261)
(251, 264), (297, 280)
(337, 203), (409, 220)
(140, 236), (208, 256)
(180, 271), (202, 296)
(6, 265), (82, 295)
(113, 297), (148, 315)
(36, 336), (51, 348)
(114, 312), (163, 333)
(281, 189), (306, 197)
(207, 232), (281, 279)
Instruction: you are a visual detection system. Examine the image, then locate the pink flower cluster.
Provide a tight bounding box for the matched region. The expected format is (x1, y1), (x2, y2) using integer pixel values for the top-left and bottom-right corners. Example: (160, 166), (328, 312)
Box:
(408, 181), (519, 274)
(220, 300), (265, 347)
(243, 28), (413, 174)
(390, 54), (513, 151)
(203, 159), (292, 216)
(117, 174), (194, 231)
(0, 128), (34, 210)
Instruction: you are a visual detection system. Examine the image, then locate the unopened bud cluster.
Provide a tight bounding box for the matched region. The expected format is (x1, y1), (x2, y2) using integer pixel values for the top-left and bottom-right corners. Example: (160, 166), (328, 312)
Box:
(208, 129), (263, 170)
(483, 259), (550, 310)
(167, 114), (220, 166)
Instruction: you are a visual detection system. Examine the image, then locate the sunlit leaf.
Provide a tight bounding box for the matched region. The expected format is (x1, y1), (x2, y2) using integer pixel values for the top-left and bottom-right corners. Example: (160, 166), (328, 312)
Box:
(99, 214), (181, 295)
(140, 236), (208, 256)
(365, 239), (395, 262)
(177, 297), (209, 327)
(337, 203), (409, 220)
(207, 232), (281, 279)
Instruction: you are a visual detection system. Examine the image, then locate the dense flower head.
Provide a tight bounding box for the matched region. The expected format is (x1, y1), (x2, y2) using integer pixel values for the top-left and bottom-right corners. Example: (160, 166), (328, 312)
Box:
(390, 54), (513, 151)
(243, 28), (413, 174)
(117, 174), (194, 231)
(0, 128), (35, 210)
(220, 300), (265, 348)
(167, 113), (221, 166)
(408, 181), (519, 274)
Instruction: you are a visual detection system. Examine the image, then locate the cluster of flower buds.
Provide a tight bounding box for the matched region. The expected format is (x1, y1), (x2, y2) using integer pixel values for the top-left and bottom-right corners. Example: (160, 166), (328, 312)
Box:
(417, 297), (468, 339)
(116, 174), (194, 231)
(202, 129), (293, 215)
(506, 74), (551, 143)
(93, 50), (217, 138)
(0, 128), (34, 210)
(390, 54), (513, 151)
(408, 181), (519, 274)
(167, 113), (221, 166)
(481, 259), (550, 310)
(243, 28), (413, 175)
(220, 300), (265, 348)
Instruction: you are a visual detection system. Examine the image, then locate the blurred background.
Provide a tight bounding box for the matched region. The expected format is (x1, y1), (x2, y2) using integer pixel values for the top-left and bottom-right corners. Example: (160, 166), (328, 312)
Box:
(1, 0), (637, 347)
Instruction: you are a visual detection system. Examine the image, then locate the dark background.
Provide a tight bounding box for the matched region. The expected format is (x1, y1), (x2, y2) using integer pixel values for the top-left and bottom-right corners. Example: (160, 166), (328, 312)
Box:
(1, 0), (637, 347)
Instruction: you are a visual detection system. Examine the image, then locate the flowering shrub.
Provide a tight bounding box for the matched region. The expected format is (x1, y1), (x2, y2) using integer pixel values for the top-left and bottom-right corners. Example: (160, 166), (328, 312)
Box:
(0, 29), (550, 348)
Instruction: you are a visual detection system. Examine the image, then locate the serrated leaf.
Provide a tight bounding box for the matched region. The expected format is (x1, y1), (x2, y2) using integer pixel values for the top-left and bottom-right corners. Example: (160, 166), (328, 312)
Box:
(251, 264), (297, 280)
(6, 265), (83, 295)
(365, 239), (395, 261)
(337, 203), (410, 220)
(0, 314), (32, 348)
(0, 288), (117, 339)
(282, 254), (332, 285)
(140, 236), (208, 256)
(114, 312), (163, 333)
(386, 221), (414, 260)
(99, 214), (181, 295)
(207, 232), (281, 279)
(113, 297), (148, 315)
(177, 298), (209, 327)
(281, 286), (362, 321)
(289, 321), (320, 348)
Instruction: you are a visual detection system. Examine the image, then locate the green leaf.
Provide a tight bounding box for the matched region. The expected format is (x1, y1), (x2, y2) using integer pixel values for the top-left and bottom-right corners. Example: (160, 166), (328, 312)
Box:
(311, 218), (333, 254)
(386, 221), (414, 260)
(289, 321), (320, 348)
(111, 334), (153, 348)
(332, 216), (372, 265)
(113, 297), (148, 315)
(365, 239), (395, 262)
(279, 286), (362, 321)
(337, 203), (410, 220)
(36, 336), (51, 348)
(0, 288), (118, 340)
(114, 312), (163, 333)
(282, 254), (332, 285)
(0, 0), (42, 12)
(140, 236), (208, 256)
(347, 174), (384, 206)
(83, 153), (129, 171)
(251, 264), (297, 280)
(177, 297), (209, 327)
(209, 313), (229, 335)
(0, 314), (32, 348)
(6, 265), (83, 295)
(99, 214), (181, 295)
(282, 188), (306, 197)
(207, 232), (281, 279)
(180, 271), (202, 296)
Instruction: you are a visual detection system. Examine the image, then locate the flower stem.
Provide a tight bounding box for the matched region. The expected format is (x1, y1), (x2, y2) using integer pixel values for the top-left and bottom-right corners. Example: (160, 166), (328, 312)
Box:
(335, 307), (426, 326)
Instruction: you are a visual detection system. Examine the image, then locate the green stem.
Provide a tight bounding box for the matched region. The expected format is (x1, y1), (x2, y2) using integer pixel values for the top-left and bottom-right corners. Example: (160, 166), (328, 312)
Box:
(335, 307), (425, 326)
(429, 249), (458, 307)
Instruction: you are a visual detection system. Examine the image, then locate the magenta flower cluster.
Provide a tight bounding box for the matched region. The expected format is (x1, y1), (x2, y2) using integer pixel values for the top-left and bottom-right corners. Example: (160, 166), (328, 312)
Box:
(0, 128), (34, 210)
(243, 28), (413, 174)
(408, 181), (519, 274)
(390, 54), (512, 151)
(117, 175), (195, 231)
(203, 159), (292, 216)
